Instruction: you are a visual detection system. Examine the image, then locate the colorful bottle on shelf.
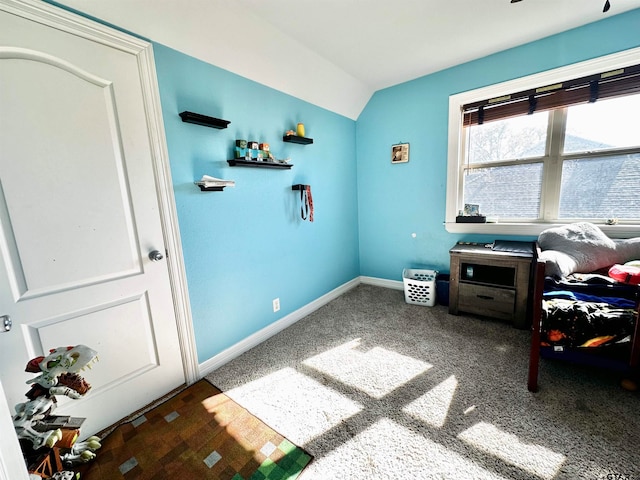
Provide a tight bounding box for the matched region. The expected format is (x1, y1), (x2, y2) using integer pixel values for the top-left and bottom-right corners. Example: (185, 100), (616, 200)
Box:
(296, 123), (305, 137)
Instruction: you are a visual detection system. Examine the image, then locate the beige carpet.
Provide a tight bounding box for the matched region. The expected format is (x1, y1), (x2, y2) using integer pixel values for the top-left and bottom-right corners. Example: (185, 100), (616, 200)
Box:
(207, 284), (640, 480)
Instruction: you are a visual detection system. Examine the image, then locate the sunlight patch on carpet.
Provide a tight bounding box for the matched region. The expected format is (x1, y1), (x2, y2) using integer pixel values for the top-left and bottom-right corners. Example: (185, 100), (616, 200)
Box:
(303, 418), (508, 480)
(402, 375), (458, 428)
(302, 338), (432, 398)
(226, 367), (363, 445)
(458, 422), (566, 480)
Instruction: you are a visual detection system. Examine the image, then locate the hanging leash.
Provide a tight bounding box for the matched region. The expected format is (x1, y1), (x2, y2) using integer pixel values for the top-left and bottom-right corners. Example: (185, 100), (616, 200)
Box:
(300, 187), (308, 220)
(299, 185), (314, 222)
(306, 185), (314, 222)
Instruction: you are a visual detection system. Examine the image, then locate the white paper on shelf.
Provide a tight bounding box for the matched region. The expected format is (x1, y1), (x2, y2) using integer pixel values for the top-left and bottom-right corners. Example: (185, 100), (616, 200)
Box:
(195, 174), (235, 187)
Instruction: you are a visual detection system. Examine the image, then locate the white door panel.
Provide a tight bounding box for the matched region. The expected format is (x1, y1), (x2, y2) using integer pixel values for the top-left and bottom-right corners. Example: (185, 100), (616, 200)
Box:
(1, 55), (139, 296)
(0, 0), (186, 445)
(32, 292), (165, 413)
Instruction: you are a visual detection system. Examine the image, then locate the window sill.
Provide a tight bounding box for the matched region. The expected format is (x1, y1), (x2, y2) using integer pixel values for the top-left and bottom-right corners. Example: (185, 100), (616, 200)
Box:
(444, 222), (640, 239)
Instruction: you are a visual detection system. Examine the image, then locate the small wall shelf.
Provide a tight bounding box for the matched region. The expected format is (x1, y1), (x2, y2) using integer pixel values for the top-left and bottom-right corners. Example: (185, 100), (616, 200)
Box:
(195, 184), (226, 191)
(227, 159), (293, 169)
(194, 175), (235, 191)
(291, 184), (309, 190)
(180, 111), (230, 129)
(283, 135), (313, 145)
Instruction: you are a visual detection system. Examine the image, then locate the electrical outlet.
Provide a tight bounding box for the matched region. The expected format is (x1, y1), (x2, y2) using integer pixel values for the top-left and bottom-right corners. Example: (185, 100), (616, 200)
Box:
(272, 298), (280, 312)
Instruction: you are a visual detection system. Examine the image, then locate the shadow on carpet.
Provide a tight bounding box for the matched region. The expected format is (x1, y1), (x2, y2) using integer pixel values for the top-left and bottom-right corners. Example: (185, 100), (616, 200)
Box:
(78, 379), (312, 479)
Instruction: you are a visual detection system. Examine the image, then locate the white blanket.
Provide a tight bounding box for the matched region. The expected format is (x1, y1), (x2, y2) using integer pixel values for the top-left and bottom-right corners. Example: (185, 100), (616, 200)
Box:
(538, 222), (640, 277)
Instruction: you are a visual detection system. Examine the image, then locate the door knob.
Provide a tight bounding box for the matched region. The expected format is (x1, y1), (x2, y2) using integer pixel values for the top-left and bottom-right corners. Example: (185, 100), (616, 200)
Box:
(148, 250), (164, 262)
(1, 315), (11, 332)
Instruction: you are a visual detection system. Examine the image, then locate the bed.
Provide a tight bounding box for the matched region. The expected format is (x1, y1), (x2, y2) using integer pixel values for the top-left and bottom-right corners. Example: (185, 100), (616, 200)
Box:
(527, 223), (640, 392)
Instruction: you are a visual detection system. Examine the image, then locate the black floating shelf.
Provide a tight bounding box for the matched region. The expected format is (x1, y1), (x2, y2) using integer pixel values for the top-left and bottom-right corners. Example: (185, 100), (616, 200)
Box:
(179, 111), (230, 129)
(197, 185), (226, 191)
(456, 215), (487, 223)
(292, 184), (308, 190)
(227, 159), (293, 169)
(283, 135), (313, 145)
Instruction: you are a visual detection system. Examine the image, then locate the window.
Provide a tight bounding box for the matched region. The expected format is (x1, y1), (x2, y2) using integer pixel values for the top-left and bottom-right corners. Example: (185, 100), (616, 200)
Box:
(446, 47), (640, 237)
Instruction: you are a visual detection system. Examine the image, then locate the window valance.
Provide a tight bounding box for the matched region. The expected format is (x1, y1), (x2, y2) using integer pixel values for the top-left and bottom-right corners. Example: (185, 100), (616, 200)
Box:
(463, 63), (640, 126)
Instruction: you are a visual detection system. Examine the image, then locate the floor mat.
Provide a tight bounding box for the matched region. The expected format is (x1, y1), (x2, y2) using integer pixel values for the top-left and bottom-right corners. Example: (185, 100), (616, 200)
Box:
(78, 379), (312, 479)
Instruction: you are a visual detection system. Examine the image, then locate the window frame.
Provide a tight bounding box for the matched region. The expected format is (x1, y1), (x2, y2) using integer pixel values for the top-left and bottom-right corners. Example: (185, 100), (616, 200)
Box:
(446, 47), (640, 239)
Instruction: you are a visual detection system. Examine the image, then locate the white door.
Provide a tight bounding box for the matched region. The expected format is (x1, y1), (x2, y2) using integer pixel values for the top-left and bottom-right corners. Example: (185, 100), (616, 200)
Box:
(0, 380), (29, 480)
(0, 0), (187, 441)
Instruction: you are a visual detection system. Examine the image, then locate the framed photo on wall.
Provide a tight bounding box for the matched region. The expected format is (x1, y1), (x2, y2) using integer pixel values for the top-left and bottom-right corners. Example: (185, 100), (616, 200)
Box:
(391, 143), (409, 163)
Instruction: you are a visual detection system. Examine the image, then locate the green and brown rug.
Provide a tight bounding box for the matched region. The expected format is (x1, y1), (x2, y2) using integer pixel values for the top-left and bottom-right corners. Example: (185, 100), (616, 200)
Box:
(79, 379), (312, 479)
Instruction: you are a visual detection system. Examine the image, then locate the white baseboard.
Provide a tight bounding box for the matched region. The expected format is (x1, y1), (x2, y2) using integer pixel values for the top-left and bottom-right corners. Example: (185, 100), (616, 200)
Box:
(360, 275), (404, 290)
(199, 277), (361, 377)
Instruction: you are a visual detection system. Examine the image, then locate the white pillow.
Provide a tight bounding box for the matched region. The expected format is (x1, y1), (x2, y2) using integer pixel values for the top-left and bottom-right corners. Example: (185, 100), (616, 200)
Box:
(538, 249), (578, 278)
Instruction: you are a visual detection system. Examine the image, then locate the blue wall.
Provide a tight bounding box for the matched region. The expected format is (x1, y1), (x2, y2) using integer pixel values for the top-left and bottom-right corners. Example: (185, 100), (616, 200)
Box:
(153, 45), (360, 363)
(42, 2), (640, 365)
(356, 9), (640, 282)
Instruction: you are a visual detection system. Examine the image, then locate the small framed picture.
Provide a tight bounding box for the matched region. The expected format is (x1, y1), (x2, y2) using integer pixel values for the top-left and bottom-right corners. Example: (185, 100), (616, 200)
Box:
(464, 203), (480, 216)
(391, 143), (409, 163)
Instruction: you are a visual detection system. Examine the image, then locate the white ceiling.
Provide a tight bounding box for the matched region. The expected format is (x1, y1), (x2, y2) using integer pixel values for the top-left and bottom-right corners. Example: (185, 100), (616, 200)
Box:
(54, 0), (640, 119)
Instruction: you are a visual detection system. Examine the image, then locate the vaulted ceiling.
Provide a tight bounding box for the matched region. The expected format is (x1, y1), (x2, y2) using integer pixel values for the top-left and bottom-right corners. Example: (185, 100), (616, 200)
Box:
(55, 0), (640, 119)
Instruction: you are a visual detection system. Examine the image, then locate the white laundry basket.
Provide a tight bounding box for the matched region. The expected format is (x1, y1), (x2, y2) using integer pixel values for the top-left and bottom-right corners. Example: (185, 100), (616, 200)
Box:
(402, 268), (437, 306)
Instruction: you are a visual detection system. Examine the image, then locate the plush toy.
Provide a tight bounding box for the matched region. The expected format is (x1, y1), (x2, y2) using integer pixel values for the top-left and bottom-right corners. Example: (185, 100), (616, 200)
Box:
(14, 345), (101, 477)
(52, 471), (79, 480)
